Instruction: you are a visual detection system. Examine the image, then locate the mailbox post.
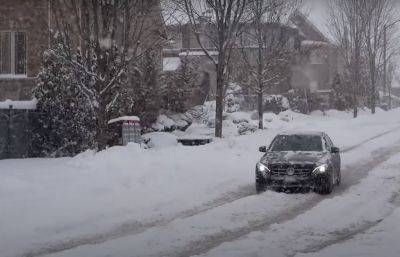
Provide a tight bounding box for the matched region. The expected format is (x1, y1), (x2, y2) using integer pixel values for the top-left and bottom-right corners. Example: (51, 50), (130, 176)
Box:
(108, 116), (142, 145)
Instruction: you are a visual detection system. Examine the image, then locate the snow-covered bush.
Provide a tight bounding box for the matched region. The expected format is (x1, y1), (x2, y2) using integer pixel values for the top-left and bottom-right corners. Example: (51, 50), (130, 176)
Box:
(287, 89), (308, 113)
(264, 95), (290, 114)
(237, 122), (258, 135)
(152, 112), (192, 132)
(331, 74), (352, 111)
(225, 83), (245, 113)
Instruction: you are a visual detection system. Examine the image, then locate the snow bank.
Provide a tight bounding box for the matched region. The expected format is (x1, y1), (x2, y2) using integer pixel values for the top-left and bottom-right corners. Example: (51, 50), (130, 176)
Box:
(108, 116), (140, 124)
(163, 57), (181, 71)
(143, 132), (178, 148)
(0, 98), (37, 110)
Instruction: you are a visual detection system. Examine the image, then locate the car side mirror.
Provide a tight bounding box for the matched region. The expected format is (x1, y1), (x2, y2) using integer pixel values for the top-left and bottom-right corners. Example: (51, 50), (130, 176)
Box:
(259, 146), (267, 153)
(331, 146), (340, 153)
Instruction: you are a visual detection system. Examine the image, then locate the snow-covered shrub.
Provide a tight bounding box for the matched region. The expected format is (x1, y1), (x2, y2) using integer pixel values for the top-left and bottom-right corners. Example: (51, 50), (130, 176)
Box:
(225, 93), (241, 113)
(225, 83), (244, 113)
(152, 112), (192, 132)
(331, 74), (352, 111)
(264, 95), (290, 114)
(287, 89), (309, 113)
(237, 122), (258, 135)
(232, 118), (249, 124)
(187, 101), (215, 123)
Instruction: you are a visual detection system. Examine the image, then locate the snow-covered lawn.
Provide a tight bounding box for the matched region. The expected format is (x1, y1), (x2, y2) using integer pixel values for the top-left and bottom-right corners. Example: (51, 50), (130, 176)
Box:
(1, 108), (400, 257)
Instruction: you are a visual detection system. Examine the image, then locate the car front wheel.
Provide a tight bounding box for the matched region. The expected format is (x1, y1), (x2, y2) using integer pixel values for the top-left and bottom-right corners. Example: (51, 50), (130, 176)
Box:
(255, 177), (268, 193)
(314, 173), (334, 195)
(336, 168), (341, 186)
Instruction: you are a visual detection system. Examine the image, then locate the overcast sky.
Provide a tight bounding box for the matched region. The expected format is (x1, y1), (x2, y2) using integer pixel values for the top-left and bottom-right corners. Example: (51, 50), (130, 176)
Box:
(302, 0), (331, 39)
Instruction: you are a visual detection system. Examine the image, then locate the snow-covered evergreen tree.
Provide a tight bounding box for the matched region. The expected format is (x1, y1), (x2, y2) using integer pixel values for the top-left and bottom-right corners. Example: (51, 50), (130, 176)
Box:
(33, 37), (96, 157)
(164, 57), (200, 113)
(129, 50), (162, 129)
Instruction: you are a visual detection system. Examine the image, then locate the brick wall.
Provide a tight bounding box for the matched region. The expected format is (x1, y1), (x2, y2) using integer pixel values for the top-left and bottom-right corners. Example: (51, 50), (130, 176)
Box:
(0, 0), (49, 100)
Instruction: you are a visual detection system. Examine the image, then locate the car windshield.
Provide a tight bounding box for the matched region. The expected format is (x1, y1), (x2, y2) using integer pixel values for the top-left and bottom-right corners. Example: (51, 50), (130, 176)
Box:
(270, 134), (323, 152)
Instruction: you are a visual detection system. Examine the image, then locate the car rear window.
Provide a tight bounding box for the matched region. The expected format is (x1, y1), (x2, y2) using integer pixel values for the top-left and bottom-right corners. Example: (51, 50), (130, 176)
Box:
(270, 135), (323, 152)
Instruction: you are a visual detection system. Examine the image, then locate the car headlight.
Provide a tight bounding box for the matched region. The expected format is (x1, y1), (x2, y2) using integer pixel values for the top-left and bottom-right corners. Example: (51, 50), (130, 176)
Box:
(256, 162), (270, 173)
(312, 164), (328, 174)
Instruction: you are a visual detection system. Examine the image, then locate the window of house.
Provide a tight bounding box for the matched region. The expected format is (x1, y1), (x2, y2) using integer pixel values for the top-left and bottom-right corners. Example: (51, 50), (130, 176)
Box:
(0, 31), (26, 76)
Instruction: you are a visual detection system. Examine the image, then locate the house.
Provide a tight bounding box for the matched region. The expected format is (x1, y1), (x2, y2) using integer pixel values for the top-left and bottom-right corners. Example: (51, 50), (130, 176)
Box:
(163, 19), (301, 103)
(290, 11), (343, 92)
(162, 10), (344, 111)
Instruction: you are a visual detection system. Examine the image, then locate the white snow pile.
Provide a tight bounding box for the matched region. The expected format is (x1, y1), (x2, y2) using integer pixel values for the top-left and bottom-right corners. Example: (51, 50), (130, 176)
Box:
(151, 112), (192, 132)
(108, 116), (140, 124)
(142, 132), (178, 148)
(0, 98), (37, 110)
(163, 57), (181, 72)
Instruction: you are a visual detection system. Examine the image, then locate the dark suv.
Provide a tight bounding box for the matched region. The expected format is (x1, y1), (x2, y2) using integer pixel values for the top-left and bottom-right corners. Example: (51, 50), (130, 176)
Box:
(255, 131), (341, 194)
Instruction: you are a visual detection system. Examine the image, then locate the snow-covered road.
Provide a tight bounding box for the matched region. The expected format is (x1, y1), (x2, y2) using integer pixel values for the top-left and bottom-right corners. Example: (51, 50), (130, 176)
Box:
(44, 130), (400, 257)
(2, 109), (400, 257)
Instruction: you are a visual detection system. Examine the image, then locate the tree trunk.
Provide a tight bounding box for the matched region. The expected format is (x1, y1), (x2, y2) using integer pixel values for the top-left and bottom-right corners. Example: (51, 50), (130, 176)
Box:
(96, 101), (108, 151)
(353, 92), (358, 118)
(215, 64), (224, 138)
(370, 62), (376, 114)
(258, 91), (263, 129)
(371, 84), (376, 114)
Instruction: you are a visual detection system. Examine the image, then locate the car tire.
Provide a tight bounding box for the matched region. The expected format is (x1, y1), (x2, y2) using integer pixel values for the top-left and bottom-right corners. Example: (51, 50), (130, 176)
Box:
(336, 168), (341, 186)
(255, 177), (267, 194)
(315, 173), (334, 195)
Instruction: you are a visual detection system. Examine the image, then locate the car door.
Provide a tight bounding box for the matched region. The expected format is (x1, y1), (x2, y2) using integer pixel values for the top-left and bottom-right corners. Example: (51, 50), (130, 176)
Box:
(324, 134), (340, 172)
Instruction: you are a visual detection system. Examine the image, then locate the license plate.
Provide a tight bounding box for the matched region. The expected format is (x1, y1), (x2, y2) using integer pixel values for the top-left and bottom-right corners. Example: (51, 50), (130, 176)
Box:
(284, 176), (297, 183)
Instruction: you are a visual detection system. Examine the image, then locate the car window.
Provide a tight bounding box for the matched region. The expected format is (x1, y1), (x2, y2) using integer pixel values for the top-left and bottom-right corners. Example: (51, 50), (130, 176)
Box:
(323, 135), (331, 151)
(269, 135), (323, 152)
(325, 135), (334, 147)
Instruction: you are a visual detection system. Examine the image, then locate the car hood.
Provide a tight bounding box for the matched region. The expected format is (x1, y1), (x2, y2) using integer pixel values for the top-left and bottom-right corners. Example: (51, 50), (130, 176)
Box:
(260, 151), (328, 165)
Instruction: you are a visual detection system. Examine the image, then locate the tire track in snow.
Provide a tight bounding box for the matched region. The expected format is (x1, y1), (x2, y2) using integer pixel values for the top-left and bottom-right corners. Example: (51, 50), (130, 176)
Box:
(291, 189), (400, 257)
(22, 127), (400, 257)
(22, 185), (254, 257)
(341, 125), (400, 153)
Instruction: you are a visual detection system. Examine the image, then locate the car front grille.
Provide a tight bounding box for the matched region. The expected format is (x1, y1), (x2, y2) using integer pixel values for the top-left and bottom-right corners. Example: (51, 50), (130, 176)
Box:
(268, 163), (315, 176)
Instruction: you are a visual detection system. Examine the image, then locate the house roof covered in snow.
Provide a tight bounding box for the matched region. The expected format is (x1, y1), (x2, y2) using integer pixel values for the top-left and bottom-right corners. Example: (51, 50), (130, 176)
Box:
(290, 11), (330, 43)
(178, 50), (218, 57)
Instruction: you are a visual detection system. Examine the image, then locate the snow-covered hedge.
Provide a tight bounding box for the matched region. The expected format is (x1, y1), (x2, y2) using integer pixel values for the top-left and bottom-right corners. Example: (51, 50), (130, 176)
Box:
(152, 112), (192, 132)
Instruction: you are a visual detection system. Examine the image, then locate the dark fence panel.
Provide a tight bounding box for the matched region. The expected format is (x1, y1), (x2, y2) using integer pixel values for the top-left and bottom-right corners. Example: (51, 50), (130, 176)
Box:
(0, 109), (34, 159)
